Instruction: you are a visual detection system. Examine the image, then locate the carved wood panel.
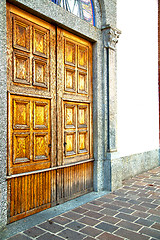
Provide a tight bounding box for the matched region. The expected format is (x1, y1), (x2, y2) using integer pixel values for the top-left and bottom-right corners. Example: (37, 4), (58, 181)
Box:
(63, 102), (90, 163)
(9, 94), (51, 175)
(7, 9), (51, 93)
(57, 28), (93, 165)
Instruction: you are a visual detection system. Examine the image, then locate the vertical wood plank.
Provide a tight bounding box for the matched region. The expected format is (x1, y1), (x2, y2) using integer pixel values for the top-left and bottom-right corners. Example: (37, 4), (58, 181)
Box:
(14, 177), (18, 216)
(17, 178), (21, 214)
(10, 178), (14, 217)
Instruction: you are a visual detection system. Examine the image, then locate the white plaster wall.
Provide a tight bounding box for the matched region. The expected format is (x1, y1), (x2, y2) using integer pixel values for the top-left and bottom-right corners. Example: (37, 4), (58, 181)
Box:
(117, 0), (159, 157)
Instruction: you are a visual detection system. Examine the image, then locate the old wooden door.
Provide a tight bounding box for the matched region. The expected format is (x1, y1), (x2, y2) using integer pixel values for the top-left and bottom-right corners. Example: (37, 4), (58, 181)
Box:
(7, 3), (93, 223)
(56, 28), (93, 203)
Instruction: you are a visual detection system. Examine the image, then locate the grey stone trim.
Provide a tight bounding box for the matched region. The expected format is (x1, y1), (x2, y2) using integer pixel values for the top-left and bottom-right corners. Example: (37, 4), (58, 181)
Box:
(100, 0), (117, 28)
(103, 25), (121, 50)
(0, 0), (7, 229)
(103, 149), (159, 192)
(102, 25), (121, 155)
(8, 0), (101, 40)
(121, 149), (159, 181)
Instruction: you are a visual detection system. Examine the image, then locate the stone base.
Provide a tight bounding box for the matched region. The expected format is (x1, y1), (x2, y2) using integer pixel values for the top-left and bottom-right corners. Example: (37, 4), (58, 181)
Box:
(102, 149), (159, 192)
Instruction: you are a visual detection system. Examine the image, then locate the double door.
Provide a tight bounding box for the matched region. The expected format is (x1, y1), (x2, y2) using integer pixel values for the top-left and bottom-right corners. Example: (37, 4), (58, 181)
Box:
(7, 3), (93, 223)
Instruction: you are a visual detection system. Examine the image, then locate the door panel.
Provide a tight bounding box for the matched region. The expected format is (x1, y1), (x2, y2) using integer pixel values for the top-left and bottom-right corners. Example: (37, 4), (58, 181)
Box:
(7, 3), (93, 223)
(63, 102), (90, 164)
(9, 95), (51, 174)
(57, 28), (93, 166)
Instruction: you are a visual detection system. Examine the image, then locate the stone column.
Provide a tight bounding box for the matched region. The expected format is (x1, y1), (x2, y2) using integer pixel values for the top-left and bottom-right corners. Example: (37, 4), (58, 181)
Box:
(102, 25), (122, 191)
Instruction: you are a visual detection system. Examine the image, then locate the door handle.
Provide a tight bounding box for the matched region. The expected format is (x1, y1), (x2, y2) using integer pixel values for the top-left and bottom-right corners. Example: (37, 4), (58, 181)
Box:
(64, 142), (67, 155)
(48, 144), (51, 156)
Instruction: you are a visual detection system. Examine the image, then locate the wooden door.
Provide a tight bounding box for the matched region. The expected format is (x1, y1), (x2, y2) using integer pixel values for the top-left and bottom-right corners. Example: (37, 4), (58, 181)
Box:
(56, 28), (93, 203)
(57, 28), (93, 165)
(7, 3), (93, 223)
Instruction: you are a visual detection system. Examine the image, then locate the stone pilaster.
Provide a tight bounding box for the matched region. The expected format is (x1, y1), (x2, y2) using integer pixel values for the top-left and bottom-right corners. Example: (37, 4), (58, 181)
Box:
(0, 0), (7, 230)
(102, 25), (122, 191)
(103, 25), (121, 153)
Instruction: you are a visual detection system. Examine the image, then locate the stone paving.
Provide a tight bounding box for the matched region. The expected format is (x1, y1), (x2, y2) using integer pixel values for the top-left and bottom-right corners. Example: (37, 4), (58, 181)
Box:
(6, 167), (160, 240)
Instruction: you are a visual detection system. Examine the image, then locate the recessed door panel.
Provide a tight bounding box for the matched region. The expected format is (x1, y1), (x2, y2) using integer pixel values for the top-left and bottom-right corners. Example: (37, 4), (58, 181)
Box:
(9, 95), (51, 175)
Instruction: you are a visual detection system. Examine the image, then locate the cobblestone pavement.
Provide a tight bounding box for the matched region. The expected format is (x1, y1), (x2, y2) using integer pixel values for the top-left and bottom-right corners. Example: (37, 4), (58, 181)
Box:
(7, 167), (160, 240)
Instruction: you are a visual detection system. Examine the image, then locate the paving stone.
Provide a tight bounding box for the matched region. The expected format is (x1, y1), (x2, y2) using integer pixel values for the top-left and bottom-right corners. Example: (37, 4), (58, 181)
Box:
(58, 229), (85, 240)
(97, 197), (113, 203)
(117, 220), (142, 231)
(114, 228), (149, 240)
(100, 208), (118, 216)
(89, 200), (104, 205)
(80, 226), (103, 237)
(140, 202), (158, 209)
(126, 190), (139, 196)
(133, 181), (147, 186)
(113, 200), (133, 208)
(151, 223), (160, 230)
(78, 216), (99, 226)
(83, 237), (95, 240)
(7, 234), (32, 240)
(38, 221), (64, 233)
(138, 197), (154, 203)
(132, 184), (146, 189)
(135, 218), (154, 227)
(148, 192), (160, 199)
(115, 196), (130, 202)
(100, 215), (120, 224)
(81, 203), (104, 212)
(36, 232), (63, 240)
(65, 221), (85, 231)
(102, 203), (121, 211)
(114, 189), (128, 195)
(97, 232), (123, 240)
(51, 216), (72, 225)
(72, 207), (89, 214)
(147, 215), (160, 223)
(84, 210), (104, 219)
(24, 226), (45, 238)
(128, 199), (143, 205)
(139, 227), (160, 239)
(62, 211), (82, 220)
(104, 193), (116, 199)
(131, 204), (148, 212)
(115, 212), (138, 222)
(147, 209), (160, 216)
(95, 222), (118, 233)
(126, 194), (140, 200)
(138, 193), (152, 198)
(123, 186), (137, 190)
(118, 207), (135, 214)
(145, 187), (157, 191)
(132, 210), (151, 219)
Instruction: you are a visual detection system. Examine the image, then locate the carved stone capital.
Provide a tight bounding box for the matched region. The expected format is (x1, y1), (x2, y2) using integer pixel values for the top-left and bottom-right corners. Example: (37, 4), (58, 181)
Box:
(102, 25), (121, 50)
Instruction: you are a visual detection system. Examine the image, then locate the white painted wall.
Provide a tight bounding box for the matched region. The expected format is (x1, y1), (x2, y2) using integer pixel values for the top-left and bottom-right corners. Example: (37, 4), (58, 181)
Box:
(117, 0), (159, 157)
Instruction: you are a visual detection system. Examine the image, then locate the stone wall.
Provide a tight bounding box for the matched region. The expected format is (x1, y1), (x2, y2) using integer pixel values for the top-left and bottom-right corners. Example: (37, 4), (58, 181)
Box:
(0, 0), (7, 229)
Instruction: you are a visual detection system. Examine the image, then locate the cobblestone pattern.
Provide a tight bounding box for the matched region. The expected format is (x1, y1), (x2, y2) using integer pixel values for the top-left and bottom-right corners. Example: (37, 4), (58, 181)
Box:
(7, 167), (160, 240)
